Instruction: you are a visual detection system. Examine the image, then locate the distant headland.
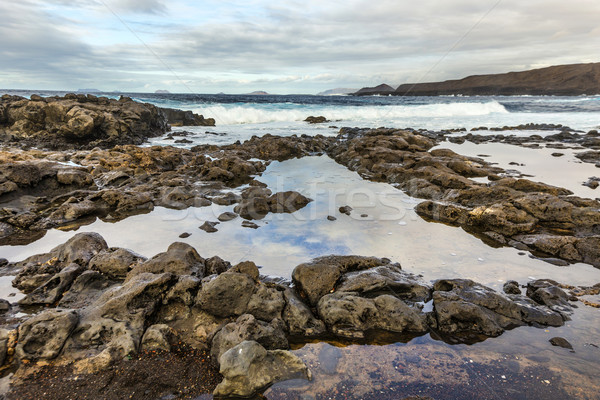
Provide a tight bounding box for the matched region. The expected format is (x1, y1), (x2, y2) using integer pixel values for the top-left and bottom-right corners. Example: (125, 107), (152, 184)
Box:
(353, 62), (600, 96)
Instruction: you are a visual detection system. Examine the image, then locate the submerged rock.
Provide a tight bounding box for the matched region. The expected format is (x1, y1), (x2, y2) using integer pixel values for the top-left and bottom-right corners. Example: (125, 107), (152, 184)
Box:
(214, 340), (311, 398)
(431, 279), (564, 337)
(318, 292), (428, 338)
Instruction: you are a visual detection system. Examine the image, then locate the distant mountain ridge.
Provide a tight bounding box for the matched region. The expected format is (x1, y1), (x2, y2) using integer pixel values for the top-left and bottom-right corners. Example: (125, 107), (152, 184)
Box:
(353, 84), (395, 96)
(317, 88), (358, 96)
(353, 63), (600, 96)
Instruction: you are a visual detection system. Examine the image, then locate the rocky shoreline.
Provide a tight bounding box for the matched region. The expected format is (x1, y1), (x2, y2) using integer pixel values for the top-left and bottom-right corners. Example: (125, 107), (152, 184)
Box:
(1, 95), (599, 398)
(1, 232), (597, 399)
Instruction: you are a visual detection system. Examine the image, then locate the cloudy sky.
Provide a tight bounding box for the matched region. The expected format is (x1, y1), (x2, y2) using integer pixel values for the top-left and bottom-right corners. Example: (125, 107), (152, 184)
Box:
(1, 0), (598, 93)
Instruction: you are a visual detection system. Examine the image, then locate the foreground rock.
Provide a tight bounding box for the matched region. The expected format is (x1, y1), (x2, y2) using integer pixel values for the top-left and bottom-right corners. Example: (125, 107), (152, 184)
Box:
(214, 340), (311, 398)
(1, 236), (594, 397)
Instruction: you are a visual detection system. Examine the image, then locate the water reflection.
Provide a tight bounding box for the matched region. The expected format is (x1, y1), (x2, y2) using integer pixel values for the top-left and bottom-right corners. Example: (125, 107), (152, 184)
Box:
(1, 155), (599, 399)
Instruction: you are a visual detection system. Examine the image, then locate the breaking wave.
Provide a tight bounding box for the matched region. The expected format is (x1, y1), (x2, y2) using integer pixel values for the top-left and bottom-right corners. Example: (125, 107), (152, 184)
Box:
(194, 101), (509, 125)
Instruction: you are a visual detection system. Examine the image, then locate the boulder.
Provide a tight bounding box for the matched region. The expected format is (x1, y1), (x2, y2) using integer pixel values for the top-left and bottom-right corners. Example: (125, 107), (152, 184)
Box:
(267, 191), (312, 213)
(246, 284), (285, 322)
(19, 263), (84, 306)
(292, 256), (395, 306)
(16, 309), (78, 361)
(13, 232), (108, 292)
(214, 340), (311, 398)
(432, 279), (564, 337)
(89, 247), (146, 279)
(335, 264), (431, 302)
(282, 289), (326, 337)
(0, 95), (169, 149)
(196, 272), (257, 317)
(317, 292), (428, 338)
(210, 314), (289, 361)
(141, 324), (178, 352)
(127, 242), (204, 279)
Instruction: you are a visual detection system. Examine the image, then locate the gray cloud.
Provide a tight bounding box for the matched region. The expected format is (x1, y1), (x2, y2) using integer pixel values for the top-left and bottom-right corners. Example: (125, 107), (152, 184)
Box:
(0, 0), (599, 92)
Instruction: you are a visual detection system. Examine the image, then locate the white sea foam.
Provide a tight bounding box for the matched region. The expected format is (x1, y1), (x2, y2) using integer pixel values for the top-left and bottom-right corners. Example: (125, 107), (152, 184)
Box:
(193, 101), (509, 125)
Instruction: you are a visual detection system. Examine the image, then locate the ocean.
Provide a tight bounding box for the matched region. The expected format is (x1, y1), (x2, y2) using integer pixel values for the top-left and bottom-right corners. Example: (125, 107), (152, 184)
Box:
(4, 91), (600, 146)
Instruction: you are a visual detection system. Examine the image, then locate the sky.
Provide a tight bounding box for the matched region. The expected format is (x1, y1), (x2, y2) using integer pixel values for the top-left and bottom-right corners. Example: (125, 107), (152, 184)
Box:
(0, 0), (599, 94)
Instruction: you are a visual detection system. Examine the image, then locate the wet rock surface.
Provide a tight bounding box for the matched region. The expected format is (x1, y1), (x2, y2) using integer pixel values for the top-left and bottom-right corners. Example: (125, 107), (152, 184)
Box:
(214, 340), (311, 398)
(159, 107), (215, 127)
(328, 127), (600, 268)
(2, 234), (590, 398)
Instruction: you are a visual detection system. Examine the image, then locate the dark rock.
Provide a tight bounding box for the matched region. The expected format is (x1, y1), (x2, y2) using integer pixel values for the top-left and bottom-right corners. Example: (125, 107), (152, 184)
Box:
(583, 177), (599, 189)
(179, 232), (191, 238)
(526, 279), (573, 317)
(16, 309), (78, 361)
(234, 196), (270, 220)
(0, 95), (169, 150)
(0, 299), (11, 313)
(218, 212), (238, 222)
(241, 220), (259, 229)
(304, 116), (329, 124)
(327, 215), (337, 221)
(247, 283), (285, 322)
(214, 340), (310, 398)
(292, 256), (395, 306)
(335, 264), (431, 302)
(204, 256), (231, 275)
(19, 263), (84, 306)
(196, 272), (256, 317)
(549, 337), (573, 350)
(13, 232), (108, 292)
(89, 247), (146, 280)
(282, 289), (326, 337)
(200, 221), (219, 233)
(503, 280), (522, 295)
(267, 191), (312, 213)
(317, 292), (428, 338)
(432, 279), (564, 337)
(159, 107), (215, 127)
(210, 314), (288, 361)
(58, 270), (117, 308)
(230, 261), (260, 280)
(339, 205), (352, 215)
(212, 192), (241, 206)
(127, 242), (204, 278)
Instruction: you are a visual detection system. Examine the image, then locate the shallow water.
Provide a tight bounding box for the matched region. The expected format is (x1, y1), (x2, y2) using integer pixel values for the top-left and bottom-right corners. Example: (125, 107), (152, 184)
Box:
(434, 141), (600, 199)
(3, 155), (600, 289)
(1, 155), (599, 399)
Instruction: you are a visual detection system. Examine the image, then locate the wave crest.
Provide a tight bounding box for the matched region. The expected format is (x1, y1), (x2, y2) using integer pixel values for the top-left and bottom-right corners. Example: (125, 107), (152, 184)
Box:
(194, 101), (509, 125)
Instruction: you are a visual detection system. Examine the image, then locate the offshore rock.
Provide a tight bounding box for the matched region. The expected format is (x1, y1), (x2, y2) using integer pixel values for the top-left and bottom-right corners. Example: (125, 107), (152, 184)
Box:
(0, 94), (169, 149)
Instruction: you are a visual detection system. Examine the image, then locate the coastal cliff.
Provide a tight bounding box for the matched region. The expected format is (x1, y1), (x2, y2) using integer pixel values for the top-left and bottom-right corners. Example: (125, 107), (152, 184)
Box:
(354, 63), (600, 96)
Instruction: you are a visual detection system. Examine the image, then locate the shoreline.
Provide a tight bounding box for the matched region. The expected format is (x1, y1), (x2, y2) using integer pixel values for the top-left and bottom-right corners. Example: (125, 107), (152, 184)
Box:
(0, 95), (599, 399)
